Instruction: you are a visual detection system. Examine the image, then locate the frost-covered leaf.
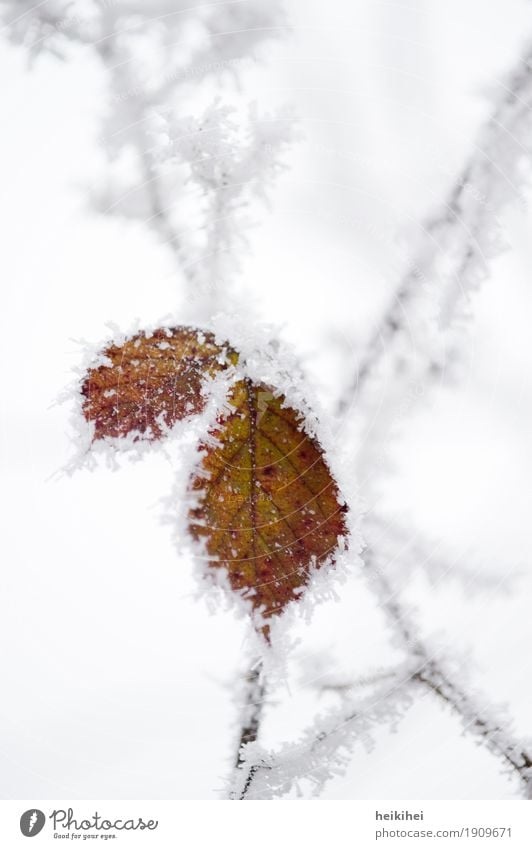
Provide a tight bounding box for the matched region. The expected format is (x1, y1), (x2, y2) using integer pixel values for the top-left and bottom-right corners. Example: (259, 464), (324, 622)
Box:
(80, 327), (349, 635)
(188, 378), (348, 634)
(81, 327), (236, 441)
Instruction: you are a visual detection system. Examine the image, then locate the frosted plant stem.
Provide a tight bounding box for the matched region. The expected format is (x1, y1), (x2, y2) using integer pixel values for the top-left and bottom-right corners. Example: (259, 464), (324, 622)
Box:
(337, 43), (532, 415)
(232, 661), (266, 800)
(225, 554), (532, 800)
(1, 0), (293, 324)
(97, 40), (189, 271)
(412, 663), (532, 787)
(227, 671), (414, 800)
(364, 512), (520, 592)
(138, 137), (181, 262)
(365, 550), (532, 795)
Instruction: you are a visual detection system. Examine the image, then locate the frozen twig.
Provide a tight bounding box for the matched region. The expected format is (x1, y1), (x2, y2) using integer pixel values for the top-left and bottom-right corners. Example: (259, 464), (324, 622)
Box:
(412, 662), (532, 788)
(1, 0), (292, 318)
(364, 512), (520, 593)
(232, 547), (532, 800)
(365, 549), (532, 796)
(338, 43), (532, 416)
(313, 667), (399, 696)
(228, 670), (414, 800)
(230, 660), (266, 800)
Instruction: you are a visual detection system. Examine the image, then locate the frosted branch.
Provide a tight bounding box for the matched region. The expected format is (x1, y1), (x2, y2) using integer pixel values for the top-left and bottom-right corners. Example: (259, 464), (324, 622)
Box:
(1, 0), (293, 318)
(229, 671), (415, 800)
(230, 660), (266, 800)
(234, 550), (532, 800)
(413, 662), (532, 789)
(339, 43), (532, 416)
(364, 512), (520, 594)
(365, 549), (532, 796)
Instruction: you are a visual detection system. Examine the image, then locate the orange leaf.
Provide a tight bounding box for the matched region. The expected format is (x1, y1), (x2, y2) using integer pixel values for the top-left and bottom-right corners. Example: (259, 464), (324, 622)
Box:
(81, 327), (236, 441)
(188, 378), (348, 634)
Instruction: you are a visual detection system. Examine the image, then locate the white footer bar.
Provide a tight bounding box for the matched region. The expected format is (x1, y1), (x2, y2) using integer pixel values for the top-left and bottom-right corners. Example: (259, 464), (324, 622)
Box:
(1, 800), (531, 848)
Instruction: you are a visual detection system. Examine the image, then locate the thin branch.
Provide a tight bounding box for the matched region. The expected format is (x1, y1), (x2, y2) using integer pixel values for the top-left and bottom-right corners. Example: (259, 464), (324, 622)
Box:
(230, 660), (266, 800)
(229, 671), (414, 800)
(365, 550), (532, 795)
(123, 98), (189, 268)
(312, 667), (399, 696)
(364, 511), (520, 593)
(413, 663), (532, 784)
(3, 0), (291, 319)
(235, 551), (532, 800)
(338, 43), (532, 415)
(91, 7), (192, 273)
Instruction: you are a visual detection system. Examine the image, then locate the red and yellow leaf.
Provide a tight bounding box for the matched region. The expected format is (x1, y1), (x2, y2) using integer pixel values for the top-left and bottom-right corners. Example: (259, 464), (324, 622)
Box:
(188, 378), (348, 634)
(81, 327), (236, 441)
